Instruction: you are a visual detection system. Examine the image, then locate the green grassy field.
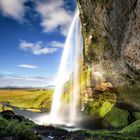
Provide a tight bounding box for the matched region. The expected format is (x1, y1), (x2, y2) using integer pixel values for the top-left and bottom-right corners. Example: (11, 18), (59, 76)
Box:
(0, 89), (53, 112)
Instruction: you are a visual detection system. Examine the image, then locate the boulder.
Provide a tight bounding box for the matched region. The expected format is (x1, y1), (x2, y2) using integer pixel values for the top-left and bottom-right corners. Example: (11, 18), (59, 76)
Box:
(104, 107), (129, 128)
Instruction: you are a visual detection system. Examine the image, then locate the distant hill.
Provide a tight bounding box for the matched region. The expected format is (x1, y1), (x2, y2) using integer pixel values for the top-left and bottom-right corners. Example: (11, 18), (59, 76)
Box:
(0, 85), (55, 90)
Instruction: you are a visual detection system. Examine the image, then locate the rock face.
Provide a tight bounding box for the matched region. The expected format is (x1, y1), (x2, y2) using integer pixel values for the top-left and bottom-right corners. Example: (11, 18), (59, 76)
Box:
(78, 0), (140, 112)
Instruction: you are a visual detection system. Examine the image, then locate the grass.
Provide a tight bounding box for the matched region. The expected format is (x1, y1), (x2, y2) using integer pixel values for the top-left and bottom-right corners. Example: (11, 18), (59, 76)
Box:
(0, 89), (53, 112)
(0, 115), (40, 140)
(119, 119), (140, 136)
(79, 130), (140, 140)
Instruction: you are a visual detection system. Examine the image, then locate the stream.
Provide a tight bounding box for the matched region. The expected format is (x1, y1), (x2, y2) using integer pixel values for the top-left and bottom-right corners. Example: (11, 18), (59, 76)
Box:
(2, 102), (105, 131)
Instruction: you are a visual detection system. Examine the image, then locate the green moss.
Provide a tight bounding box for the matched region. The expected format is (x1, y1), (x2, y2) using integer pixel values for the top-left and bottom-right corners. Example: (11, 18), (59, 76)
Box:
(85, 92), (116, 118)
(104, 107), (129, 128)
(120, 119), (140, 136)
(81, 67), (91, 87)
(99, 92), (117, 103)
(133, 112), (140, 120)
(86, 100), (113, 118)
(79, 129), (140, 140)
(99, 101), (113, 117)
(0, 104), (13, 112)
(86, 100), (101, 116)
(3, 106), (13, 111)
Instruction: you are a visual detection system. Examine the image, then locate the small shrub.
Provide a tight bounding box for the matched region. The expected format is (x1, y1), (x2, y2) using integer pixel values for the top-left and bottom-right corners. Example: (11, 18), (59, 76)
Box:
(18, 128), (36, 140)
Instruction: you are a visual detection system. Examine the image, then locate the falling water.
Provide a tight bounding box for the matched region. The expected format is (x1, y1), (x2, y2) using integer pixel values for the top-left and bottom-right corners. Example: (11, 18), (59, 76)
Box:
(70, 12), (81, 124)
(50, 10), (83, 126)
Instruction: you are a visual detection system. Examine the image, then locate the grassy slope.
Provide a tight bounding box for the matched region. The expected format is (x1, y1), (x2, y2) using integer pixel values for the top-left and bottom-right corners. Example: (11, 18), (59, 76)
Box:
(0, 115), (39, 140)
(80, 130), (140, 140)
(0, 89), (53, 112)
(119, 119), (140, 136)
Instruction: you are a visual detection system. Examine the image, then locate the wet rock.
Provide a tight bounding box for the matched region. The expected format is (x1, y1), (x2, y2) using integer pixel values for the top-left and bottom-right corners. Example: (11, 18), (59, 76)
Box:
(35, 125), (89, 140)
(84, 91), (116, 118)
(78, 0), (140, 114)
(1, 110), (27, 122)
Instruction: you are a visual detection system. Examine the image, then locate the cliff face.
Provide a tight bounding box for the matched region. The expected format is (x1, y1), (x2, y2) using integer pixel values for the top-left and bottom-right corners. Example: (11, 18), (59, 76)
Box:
(78, 0), (140, 113)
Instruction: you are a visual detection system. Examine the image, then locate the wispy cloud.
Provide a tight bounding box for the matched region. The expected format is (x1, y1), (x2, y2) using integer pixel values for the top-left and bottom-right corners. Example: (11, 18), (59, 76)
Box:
(0, 75), (55, 87)
(18, 64), (39, 69)
(36, 0), (73, 36)
(19, 40), (58, 55)
(0, 0), (74, 35)
(50, 41), (64, 48)
(0, 0), (25, 21)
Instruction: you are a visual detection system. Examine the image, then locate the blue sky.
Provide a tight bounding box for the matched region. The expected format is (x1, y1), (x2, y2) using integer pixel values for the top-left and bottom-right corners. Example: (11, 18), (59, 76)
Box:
(0, 0), (76, 87)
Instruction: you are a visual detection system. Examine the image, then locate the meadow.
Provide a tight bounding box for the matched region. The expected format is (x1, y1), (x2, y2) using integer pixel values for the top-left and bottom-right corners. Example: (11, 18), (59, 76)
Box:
(0, 89), (53, 112)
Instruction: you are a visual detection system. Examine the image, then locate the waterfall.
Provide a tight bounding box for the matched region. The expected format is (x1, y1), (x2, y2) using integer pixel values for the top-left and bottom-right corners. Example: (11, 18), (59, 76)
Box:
(50, 10), (83, 126)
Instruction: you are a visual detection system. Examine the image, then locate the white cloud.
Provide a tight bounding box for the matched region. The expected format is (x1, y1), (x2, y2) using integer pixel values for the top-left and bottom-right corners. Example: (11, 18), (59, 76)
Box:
(18, 64), (39, 69)
(50, 41), (64, 48)
(36, 0), (73, 36)
(19, 40), (58, 55)
(0, 0), (25, 20)
(0, 0), (74, 35)
(0, 75), (55, 87)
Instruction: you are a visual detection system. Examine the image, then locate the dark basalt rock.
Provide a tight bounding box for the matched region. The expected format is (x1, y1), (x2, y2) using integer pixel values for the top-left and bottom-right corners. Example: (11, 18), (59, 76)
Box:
(35, 125), (90, 140)
(0, 110), (33, 124)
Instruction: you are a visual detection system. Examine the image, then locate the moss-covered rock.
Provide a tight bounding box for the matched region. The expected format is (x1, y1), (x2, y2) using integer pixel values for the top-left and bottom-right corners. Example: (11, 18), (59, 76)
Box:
(119, 119), (140, 136)
(87, 101), (112, 118)
(0, 103), (13, 113)
(3, 106), (13, 111)
(104, 107), (129, 128)
(85, 92), (116, 118)
(133, 112), (140, 120)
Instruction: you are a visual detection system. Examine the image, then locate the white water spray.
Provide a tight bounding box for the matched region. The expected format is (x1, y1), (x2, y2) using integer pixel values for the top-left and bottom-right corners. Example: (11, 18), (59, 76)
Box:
(50, 10), (83, 125)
